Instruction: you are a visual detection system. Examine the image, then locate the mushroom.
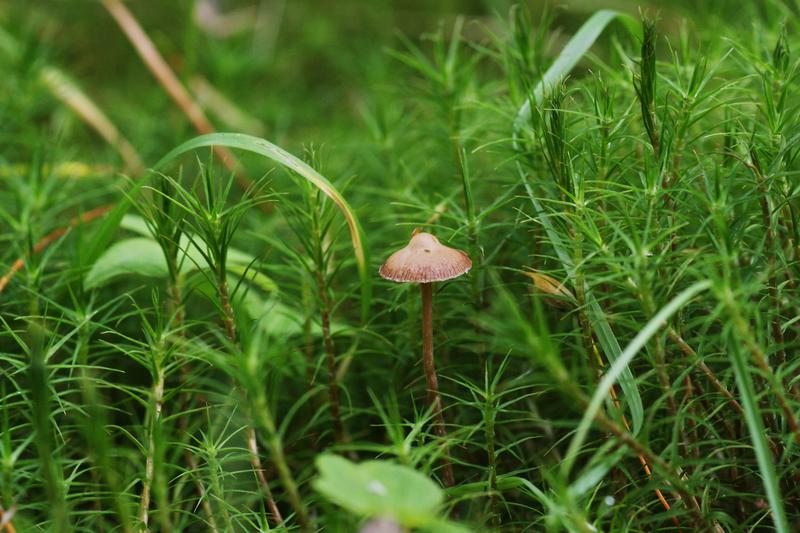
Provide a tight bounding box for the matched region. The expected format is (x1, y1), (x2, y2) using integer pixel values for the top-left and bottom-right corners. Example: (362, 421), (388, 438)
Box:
(379, 229), (471, 487)
(359, 518), (404, 533)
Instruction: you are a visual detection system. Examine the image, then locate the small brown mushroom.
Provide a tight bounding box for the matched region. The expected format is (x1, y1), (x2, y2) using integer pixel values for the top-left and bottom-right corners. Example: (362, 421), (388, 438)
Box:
(379, 231), (471, 283)
(379, 229), (471, 488)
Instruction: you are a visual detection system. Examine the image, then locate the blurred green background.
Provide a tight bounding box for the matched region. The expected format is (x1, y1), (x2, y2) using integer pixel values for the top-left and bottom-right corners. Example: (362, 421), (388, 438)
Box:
(0, 0), (765, 168)
(1, 2), (797, 530)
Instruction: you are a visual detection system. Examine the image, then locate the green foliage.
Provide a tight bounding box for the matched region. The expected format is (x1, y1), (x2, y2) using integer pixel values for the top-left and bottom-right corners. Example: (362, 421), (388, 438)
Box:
(153, 132), (372, 320)
(2, 1), (800, 532)
(84, 232), (274, 290)
(313, 454), (466, 530)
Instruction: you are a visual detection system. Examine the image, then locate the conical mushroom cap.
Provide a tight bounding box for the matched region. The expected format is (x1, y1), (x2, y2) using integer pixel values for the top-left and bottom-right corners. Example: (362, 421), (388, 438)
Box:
(379, 231), (471, 283)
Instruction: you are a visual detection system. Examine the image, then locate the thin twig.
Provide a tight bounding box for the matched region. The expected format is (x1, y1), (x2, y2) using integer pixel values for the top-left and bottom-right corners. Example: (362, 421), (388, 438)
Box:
(183, 450), (219, 533)
(592, 407), (710, 531)
(101, 0), (257, 196)
(729, 306), (800, 446)
(576, 272), (678, 523)
(668, 329), (744, 414)
(608, 384), (680, 529)
(40, 67), (144, 175)
(246, 427), (284, 524)
(0, 204), (113, 293)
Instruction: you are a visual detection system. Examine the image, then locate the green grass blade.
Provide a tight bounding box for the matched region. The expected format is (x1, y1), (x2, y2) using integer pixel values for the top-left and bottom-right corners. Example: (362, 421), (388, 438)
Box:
(727, 335), (789, 532)
(498, 476), (556, 511)
(512, 10), (641, 132)
(512, 10), (644, 434)
(82, 181), (144, 268)
(152, 132), (371, 320)
(562, 280), (711, 477)
(21, 318), (71, 532)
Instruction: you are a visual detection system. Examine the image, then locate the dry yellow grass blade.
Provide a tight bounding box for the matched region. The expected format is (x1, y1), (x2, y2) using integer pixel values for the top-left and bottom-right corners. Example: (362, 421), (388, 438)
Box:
(101, 0), (261, 199)
(521, 271), (576, 309)
(40, 67), (144, 175)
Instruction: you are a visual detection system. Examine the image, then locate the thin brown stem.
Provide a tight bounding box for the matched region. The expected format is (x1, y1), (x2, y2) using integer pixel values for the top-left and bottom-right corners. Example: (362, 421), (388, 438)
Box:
(100, 0), (214, 134)
(556, 367), (709, 530)
(0, 204), (113, 293)
(638, 289), (678, 420)
(583, 305), (680, 525)
(215, 276), (290, 528)
(215, 276), (309, 529)
(421, 282), (455, 488)
(575, 248), (678, 520)
(608, 384), (680, 530)
(168, 275), (219, 532)
(653, 339), (679, 419)
(251, 397), (311, 531)
(683, 376), (701, 461)
(592, 408), (710, 532)
(578, 376), (708, 529)
(572, 231), (600, 385)
(668, 329), (744, 414)
(182, 450), (218, 533)
(730, 308), (800, 445)
(246, 427), (284, 524)
(743, 159), (789, 371)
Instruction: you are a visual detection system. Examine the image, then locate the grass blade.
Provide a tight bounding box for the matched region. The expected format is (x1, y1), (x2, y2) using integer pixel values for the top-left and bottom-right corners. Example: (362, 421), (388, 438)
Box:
(727, 330), (789, 532)
(512, 10), (644, 434)
(562, 280), (711, 477)
(512, 10), (641, 132)
(152, 132), (371, 320)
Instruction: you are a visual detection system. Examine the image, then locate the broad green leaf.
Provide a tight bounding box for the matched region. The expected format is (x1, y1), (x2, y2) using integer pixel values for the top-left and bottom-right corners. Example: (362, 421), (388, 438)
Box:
(85, 235), (275, 291)
(512, 10), (644, 435)
(152, 132), (371, 321)
(240, 290), (350, 340)
(85, 238), (171, 288)
(119, 214), (151, 236)
(82, 182), (144, 268)
(313, 455), (443, 527)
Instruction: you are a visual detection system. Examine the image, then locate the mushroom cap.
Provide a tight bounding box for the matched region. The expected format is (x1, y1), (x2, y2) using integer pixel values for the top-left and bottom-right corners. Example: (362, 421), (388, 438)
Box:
(379, 231), (471, 283)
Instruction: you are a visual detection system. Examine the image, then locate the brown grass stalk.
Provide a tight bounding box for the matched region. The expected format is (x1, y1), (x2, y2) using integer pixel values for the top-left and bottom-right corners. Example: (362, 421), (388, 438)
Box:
(0, 204), (113, 293)
(41, 67), (144, 175)
(101, 0), (259, 197)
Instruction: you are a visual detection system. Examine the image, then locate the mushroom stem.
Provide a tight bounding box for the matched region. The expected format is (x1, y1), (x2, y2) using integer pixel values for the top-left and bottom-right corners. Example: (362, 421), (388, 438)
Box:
(420, 282), (455, 488)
